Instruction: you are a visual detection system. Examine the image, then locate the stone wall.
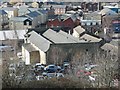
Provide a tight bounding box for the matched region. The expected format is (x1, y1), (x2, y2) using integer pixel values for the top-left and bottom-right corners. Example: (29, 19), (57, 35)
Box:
(46, 43), (100, 65)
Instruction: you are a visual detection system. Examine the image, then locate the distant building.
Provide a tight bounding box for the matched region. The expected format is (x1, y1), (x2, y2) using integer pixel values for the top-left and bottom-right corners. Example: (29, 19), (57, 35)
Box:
(81, 2), (98, 12)
(99, 8), (118, 16)
(25, 11), (47, 28)
(31, 2), (42, 8)
(0, 10), (9, 30)
(47, 14), (80, 32)
(0, 29), (27, 40)
(18, 5), (30, 16)
(43, 5), (66, 15)
(10, 9), (48, 30)
(9, 16), (32, 30)
(72, 25), (86, 38)
(1, 7), (18, 18)
(101, 43), (118, 55)
(72, 26), (102, 43)
(102, 15), (119, 33)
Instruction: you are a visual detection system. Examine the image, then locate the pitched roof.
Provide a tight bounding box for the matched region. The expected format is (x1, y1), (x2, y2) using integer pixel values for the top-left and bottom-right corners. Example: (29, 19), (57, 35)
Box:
(73, 26), (86, 35)
(1, 7), (18, 11)
(26, 11), (40, 18)
(101, 43), (118, 54)
(22, 43), (37, 52)
(0, 10), (7, 15)
(10, 17), (32, 22)
(38, 9), (48, 14)
(0, 30), (27, 40)
(99, 8), (117, 16)
(28, 8), (39, 12)
(43, 29), (86, 43)
(28, 31), (51, 52)
(58, 30), (80, 42)
(110, 40), (119, 47)
(48, 15), (58, 20)
(79, 34), (102, 42)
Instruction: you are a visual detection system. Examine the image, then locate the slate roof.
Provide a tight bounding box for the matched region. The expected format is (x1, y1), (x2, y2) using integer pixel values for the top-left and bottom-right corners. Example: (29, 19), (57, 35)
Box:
(22, 43), (37, 52)
(48, 15), (58, 20)
(43, 29), (87, 43)
(99, 8), (118, 16)
(28, 8), (39, 12)
(58, 30), (80, 42)
(10, 17), (32, 22)
(1, 7), (17, 11)
(38, 9), (48, 14)
(27, 31), (51, 52)
(0, 10), (7, 15)
(26, 11), (40, 18)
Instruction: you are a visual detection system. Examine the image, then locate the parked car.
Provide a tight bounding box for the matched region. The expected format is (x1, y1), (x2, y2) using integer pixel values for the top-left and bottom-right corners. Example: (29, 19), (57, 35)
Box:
(9, 63), (16, 74)
(17, 61), (25, 68)
(17, 52), (22, 59)
(10, 46), (14, 51)
(9, 63), (16, 70)
(57, 66), (62, 71)
(34, 63), (45, 71)
(42, 72), (56, 78)
(85, 64), (98, 71)
(44, 64), (58, 73)
(56, 70), (64, 78)
(63, 61), (70, 67)
(42, 71), (64, 79)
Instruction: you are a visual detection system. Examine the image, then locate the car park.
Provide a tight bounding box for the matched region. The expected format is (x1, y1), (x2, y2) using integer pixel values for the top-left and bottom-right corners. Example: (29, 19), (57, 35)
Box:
(17, 52), (23, 59)
(42, 70), (64, 79)
(9, 63), (16, 71)
(63, 61), (70, 67)
(9, 63), (16, 75)
(34, 63), (45, 71)
(42, 72), (56, 78)
(85, 64), (98, 71)
(0, 45), (14, 52)
(44, 64), (58, 73)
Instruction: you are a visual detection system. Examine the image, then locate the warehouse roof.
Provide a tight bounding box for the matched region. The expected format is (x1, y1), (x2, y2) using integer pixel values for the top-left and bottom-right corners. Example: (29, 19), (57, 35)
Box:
(0, 30), (27, 40)
(43, 29), (79, 43)
(79, 34), (102, 42)
(43, 29), (87, 43)
(28, 31), (51, 52)
(22, 43), (37, 52)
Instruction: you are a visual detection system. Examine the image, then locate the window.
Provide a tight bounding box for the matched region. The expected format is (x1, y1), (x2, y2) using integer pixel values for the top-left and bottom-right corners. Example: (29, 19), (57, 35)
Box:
(29, 21), (32, 25)
(24, 21), (27, 25)
(24, 19), (32, 26)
